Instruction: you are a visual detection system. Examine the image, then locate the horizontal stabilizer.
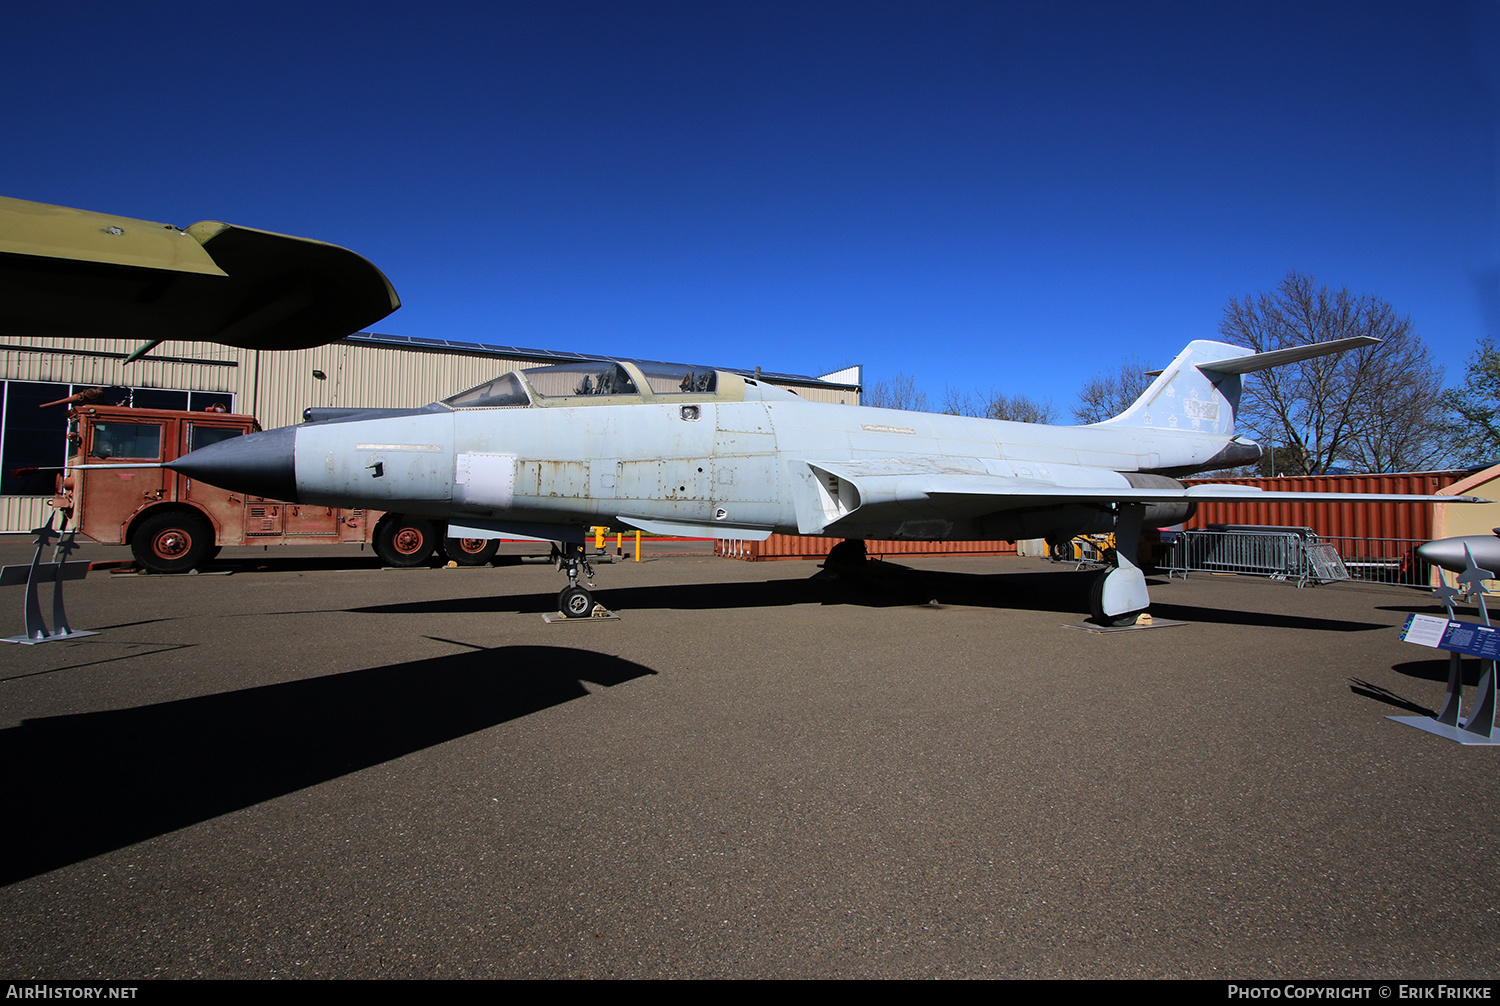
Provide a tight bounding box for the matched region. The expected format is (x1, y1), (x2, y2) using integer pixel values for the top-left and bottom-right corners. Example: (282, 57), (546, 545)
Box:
(1197, 337), (1380, 375)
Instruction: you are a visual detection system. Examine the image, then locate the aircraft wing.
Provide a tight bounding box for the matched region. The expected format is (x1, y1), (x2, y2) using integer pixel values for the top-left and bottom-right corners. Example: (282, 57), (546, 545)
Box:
(926, 480), (1487, 506)
(790, 458), (1488, 535)
(0, 196), (400, 360)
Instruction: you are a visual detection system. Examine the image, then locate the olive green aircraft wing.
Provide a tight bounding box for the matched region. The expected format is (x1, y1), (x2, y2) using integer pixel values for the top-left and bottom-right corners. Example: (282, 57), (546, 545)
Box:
(0, 196), (400, 361)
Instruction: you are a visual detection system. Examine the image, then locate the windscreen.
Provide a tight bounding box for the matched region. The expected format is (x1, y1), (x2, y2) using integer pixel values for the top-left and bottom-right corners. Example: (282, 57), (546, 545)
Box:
(442, 372), (532, 409)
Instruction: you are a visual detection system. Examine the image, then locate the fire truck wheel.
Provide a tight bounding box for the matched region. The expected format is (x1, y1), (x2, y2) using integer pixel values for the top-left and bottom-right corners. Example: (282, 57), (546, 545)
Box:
(132, 511), (214, 574)
(375, 516), (437, 567)
(444, 536), (499, 566)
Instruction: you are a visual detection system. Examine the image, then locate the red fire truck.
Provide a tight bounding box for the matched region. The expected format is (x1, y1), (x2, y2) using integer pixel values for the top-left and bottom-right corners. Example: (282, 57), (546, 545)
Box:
(49, 404), (499, 572)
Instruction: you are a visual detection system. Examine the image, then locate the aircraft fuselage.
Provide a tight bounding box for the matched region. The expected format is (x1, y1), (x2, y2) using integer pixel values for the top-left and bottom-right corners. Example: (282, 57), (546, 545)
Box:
(282, 397), (1226, 543)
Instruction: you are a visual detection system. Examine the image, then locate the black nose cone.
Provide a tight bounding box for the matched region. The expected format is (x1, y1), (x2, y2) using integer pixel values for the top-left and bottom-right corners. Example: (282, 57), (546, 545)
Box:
(169, 426), (298, 500)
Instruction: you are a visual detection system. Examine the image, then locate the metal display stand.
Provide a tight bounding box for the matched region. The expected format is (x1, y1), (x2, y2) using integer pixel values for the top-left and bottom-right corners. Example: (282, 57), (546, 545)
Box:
(1, 516), (97, 645)
(1390, 545), (1498, 745)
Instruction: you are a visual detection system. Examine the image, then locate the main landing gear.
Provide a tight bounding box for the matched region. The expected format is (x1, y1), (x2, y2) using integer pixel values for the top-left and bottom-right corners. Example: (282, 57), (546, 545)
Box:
(1088, 502), (1151, 627)
(552, 541), (598, 618)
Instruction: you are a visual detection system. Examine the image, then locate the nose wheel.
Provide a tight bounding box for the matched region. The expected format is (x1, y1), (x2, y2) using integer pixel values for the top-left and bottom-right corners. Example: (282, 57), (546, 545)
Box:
(553, 541), (598, 618)
(558, 585), (594, 618)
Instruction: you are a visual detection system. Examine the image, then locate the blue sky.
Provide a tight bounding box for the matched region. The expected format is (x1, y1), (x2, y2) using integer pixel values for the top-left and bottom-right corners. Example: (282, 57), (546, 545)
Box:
(7, 1), (1496, 414)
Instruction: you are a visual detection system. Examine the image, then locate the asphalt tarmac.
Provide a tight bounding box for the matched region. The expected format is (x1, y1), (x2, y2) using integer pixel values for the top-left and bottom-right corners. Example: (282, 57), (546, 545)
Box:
(0, 541), (1496, 979)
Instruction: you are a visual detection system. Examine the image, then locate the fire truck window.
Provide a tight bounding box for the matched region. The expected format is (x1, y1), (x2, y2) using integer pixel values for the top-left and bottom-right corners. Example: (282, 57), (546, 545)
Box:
(90, 423), (162, 460)
(190, 426), (242, 451)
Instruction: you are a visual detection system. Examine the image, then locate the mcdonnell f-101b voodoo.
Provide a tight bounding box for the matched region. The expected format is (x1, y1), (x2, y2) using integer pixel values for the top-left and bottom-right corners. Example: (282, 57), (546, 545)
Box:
(168, 336), (1487, 624)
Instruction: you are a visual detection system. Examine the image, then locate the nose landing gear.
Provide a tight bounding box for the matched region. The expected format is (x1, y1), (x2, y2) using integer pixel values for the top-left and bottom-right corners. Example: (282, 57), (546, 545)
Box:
(553, 541), (597, 618)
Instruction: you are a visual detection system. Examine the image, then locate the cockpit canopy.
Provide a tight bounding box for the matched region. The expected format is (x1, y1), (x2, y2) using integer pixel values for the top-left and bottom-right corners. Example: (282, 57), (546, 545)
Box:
(441, 371), (531, 409)
(441, 359), (756, 410)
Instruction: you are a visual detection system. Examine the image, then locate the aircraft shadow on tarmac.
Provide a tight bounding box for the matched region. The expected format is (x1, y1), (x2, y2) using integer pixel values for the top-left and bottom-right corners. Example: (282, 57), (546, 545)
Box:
(0, 645), (653, 886)
(350, 563), (1389, 633)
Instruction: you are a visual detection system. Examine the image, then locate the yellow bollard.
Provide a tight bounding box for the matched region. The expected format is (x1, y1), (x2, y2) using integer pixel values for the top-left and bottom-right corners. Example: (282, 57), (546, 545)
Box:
(594, 525), (604, 550)
(634, 530), (642, 562)
(615, 532), (622, 556)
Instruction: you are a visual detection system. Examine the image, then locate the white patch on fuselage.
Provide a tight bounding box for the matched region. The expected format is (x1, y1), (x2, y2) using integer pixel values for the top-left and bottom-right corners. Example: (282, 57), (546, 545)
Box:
(456, 452), (516, 508)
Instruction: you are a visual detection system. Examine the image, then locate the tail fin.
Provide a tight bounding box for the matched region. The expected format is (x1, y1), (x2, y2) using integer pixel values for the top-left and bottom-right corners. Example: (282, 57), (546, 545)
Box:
(1098, 335), (1379, 435)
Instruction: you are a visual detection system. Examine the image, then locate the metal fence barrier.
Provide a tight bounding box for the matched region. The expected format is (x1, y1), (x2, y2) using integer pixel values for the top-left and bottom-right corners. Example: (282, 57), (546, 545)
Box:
(1163, 528), (1431, 588)
(1314, 535), (1433, 587)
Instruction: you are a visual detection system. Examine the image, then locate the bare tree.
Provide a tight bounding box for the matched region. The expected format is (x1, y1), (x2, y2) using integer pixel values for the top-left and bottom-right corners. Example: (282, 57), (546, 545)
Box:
(985, 391), (1057, 424)
(863, 373), (929, 411)
(1337, 345), (1453, 473)
(1444, 338), (1500, 465)
(942, 387), (1056, 423)
(939, 386), (979, 417)
(1219, 271), (1452, 474)
(1072, 356), (1152, 424)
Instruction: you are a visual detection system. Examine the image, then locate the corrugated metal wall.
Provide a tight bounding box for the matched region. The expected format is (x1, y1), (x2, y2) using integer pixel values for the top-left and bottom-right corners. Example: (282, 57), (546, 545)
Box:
(249, 343), (860, 427)
(4, 333), (859, 432)
(1181, 472), (1469, 540)
(1, 336), (242, 395)
(0, 497), (50, 535)
(246, 343), (541, 429)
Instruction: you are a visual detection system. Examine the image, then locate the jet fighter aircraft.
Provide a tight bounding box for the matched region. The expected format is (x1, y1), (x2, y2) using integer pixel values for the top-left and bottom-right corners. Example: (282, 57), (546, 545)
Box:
(167, 335), (1488, 624)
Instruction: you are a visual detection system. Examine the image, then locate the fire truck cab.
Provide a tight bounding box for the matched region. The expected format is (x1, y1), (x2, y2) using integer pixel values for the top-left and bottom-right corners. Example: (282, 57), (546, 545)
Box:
(50, 405), (491, 572)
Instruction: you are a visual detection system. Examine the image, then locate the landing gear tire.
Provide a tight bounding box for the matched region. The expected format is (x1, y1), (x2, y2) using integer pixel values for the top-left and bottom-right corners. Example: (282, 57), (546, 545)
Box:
(375, 516), (437, 567)
(444, 536), (498, 566)
(132, 510), (214, 574)
(559, 585), (593, 618)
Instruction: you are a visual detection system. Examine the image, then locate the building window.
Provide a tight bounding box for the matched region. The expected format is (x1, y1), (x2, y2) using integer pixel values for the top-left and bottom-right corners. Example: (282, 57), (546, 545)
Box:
(0, 381), (235, 496)
(1, 382), (69, 496)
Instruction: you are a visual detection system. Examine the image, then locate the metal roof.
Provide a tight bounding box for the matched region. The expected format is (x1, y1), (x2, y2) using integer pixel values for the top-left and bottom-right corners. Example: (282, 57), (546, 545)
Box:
(344, 331), (861, 391)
